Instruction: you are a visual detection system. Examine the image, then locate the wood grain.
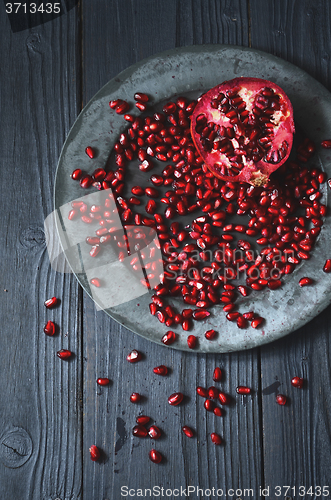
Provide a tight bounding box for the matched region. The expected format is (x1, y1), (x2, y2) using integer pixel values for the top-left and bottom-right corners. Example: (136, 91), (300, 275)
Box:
(82, 1), (262, 498)
(0, 5), (82, 499)
(251, 0), (331, 493)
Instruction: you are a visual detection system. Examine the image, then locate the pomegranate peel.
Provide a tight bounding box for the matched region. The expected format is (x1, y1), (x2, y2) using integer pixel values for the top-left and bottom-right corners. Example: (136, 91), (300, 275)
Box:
(191, 77), (295, 186)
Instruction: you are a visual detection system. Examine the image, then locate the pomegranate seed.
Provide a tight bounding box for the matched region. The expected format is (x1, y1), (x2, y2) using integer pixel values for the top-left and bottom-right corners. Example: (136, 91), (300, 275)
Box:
(90, 278), (101, 287)
(168, 392), (184, 406)
(323, 259), (331, 273)
(276, 394), (287, 405)
(218, 392), (230, 405)
(44, 320), (56, 336)
(153, 365), (168, 376)
(130, 392), (141, 403)
(126, 350), (142, 363)
(208, 386), (219, 399)
(44, 297), (59, 309)
(136, 415), (150, 425)
(236, 386), (251, 395)
(148, 425), (161, 439)
(291, 376), (304, 388)
(321, 139), (331, 148)
(205, 329), (216, 340)
(134, 92), (149, 102)
(182, 426), (194, 438)
(212, 367), (222, 382)
(187, 335), (197, 349)
(299, 277), (314, 287)
(71, 168), (82, 180)
(161, 330), (176, 345)
(236, 316), (248, 329)
(213, 407), (223, 417)
(115, 101), (130, 114)
(97, 378), (110, 386)
(149, 449), (163, 464)
(57, 349), (72, 360)
(136, 102), (147, 112)
(85, 146), (95, 158)
(204, 399), (214, 412)
(192, 309), (210, 320)
(196, 386), (208, 397)
(210, 432), (222, 445)
(80, 175), (93, 188)
(133, 425), (148, 437)
(251, 317), (264, 328)
(89, 445), (100, 461)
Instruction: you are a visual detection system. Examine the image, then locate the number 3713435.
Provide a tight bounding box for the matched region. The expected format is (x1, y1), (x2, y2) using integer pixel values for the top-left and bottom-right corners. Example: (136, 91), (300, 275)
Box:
(6, 3), (61, 14)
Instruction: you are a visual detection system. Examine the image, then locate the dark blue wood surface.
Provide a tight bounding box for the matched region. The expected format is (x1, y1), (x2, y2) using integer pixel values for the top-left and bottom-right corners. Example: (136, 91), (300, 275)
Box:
(0, 1), (330, 498)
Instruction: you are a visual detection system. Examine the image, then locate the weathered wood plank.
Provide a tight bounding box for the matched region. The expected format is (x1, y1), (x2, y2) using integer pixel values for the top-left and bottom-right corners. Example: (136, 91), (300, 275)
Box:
(82, 1), (262, 498)
(250, 0), (331, 493)
(0, 6), (82, 499)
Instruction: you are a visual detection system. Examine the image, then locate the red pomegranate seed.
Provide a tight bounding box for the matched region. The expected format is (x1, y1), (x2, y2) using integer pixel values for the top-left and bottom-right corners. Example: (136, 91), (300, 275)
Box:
(251, 317), (264, 328)
(192, 309), (210, 320)
(126, 350), (142, 363)
(299, 277), (314, 287)
(44, 296), (59, 309)
(196, 386), (208, 397)
(168, 392), (184, 406)
(136, 415), (150, 425)
(323, 259), (331, 273)
(213, 367), (222, 382)
(149, 449), (163, 464)
(134, 92), (149, 102)
(90, 278), (101, 287)
(321, 140), (331, 148)
(161, 330), (176, 345)
(213, 407), (222, 417)
(132, 185), (144, 196)
(153, 365), (168, 376)
(89, 445), (100, 461)
(267, 279), (282, 290)
(205, 329), (216, 340)
(236, 386), (251, 395)
(204, 399), (214, 412)
(148, 425), (162, 439)
(210, 432), (222, 445)
(80, 175), (93, 188)
(130, 392), (141, 403)
(182, 426), (194, 438)
(133, 425), (148, 437)
(291, 376), (304, 388)
(97, 378), (110, 386)
(136, 102), (147, 112)
(44, 320), (56, 336)
(187, 335), (197, 349)
(115, 101), (130, 114)
(236, 316), (248, 329)
(71, 168), (82, 180)
(218, 392), (230, 405)
(57, 349), (72, 360)
(276, 394), (287, 405)
(208, 386), (219, 399)
(85, 146), (95, 158)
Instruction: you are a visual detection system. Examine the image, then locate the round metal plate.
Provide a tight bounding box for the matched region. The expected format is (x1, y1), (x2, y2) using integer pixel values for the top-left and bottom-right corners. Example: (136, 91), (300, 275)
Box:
(54, 45), (331, 353)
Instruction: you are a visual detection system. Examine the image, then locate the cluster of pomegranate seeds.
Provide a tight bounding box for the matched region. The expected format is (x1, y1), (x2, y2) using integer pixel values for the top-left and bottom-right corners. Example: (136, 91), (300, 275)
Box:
(69, 89), (331, 352)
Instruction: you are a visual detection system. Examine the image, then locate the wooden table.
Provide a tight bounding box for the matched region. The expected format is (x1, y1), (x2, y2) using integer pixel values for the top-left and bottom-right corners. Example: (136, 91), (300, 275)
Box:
(1, 1), (331, 498)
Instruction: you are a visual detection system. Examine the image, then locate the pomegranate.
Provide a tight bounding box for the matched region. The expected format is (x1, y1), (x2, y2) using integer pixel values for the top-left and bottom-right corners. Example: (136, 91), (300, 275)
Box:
(191, 77), (295, 186)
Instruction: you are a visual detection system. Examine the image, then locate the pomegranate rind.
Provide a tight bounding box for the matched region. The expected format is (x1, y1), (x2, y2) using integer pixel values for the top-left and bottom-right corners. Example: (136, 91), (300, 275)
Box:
(191, 77), (295, 186)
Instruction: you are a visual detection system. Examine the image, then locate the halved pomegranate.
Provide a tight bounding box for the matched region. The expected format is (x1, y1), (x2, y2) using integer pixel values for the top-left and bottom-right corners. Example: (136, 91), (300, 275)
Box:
(191, 77), (295, 186)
